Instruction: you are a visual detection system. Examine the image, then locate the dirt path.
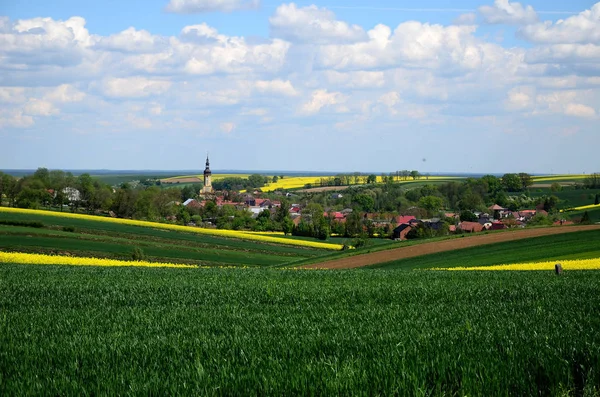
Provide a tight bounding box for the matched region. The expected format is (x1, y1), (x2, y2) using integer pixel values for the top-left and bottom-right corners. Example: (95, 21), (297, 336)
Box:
(303, 225), (600, 269)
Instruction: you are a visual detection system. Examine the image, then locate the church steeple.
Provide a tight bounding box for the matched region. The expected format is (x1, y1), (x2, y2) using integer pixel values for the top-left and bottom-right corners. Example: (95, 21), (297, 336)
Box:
(204, 154), (211, 175)
(201, 153), (213, 194)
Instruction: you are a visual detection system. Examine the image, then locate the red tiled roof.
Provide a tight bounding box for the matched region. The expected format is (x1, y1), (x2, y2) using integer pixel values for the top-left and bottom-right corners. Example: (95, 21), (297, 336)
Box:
(394, 215), (416, 224)
(489, 204), (507, 211)
(459, 221), (484, 233)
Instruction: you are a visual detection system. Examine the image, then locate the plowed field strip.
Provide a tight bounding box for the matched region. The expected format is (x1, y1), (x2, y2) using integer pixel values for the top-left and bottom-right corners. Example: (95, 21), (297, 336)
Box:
(303, 225), (600, 269)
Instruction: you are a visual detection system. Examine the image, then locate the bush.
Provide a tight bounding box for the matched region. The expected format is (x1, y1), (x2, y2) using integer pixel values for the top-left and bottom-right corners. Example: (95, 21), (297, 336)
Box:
(131, 247), (145, 261)
(62, 226), (76, 233)
(0, 220), (44, 228)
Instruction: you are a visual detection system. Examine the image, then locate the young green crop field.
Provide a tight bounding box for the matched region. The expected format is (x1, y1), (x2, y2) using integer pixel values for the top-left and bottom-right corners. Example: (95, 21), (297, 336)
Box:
(368, 229), (600, 270)
(0, 211), (330, 267)
(1, 265), (599, 395)
(529, 187), (600, 209)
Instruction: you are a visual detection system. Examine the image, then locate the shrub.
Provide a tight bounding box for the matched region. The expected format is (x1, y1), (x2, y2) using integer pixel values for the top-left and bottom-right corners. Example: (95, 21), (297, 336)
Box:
(0, 220), (44, 228)
(131, 247), (146, 261)
(62, 226), (76, 233)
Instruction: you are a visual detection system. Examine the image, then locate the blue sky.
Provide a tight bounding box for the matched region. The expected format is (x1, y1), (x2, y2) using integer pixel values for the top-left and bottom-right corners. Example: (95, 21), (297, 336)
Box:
(1, 0), (599, 173)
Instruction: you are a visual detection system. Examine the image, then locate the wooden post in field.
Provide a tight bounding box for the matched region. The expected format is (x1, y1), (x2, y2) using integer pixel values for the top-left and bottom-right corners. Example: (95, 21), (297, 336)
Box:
(555, 263), (563, 275)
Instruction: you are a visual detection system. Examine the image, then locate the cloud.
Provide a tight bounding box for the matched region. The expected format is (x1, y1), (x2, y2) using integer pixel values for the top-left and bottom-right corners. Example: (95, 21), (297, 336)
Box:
(270, 3), (367, 44)
(220, 122), (236, 133)
(23, 98), (59, 116)
(564, 103), (596, 118)
(44, 84), (86, 103)
(254, 79), (297, 96)
(519, 3), (600, 44)
(0, 87), (26, 104)
(316, 22), (489, 73)
(94, 27), (165, 53)
(180, 24), (290, 75)
(323, 70), (385, 89)
(454, 13), (478, 25)
(479, 0), (538, 25)
(0, 16), (91, 67)
(378, 92), (400, 107)
(165, 0), (259, 13)
(505, 87), (534, 110)
(525, 44), (600, 64)
(101, 77), (172, 98)
(0, 109), (34, 128)
(300, 89), (346, 115)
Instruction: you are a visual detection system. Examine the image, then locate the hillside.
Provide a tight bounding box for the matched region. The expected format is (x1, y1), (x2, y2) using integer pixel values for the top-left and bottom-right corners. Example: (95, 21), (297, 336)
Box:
(0, 208), (339, 267)
(302, 226), (600, 269)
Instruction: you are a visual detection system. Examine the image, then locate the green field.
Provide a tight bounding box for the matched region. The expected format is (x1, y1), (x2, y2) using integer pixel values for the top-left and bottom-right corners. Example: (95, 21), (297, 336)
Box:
(0, 211), (329, 267)
(1, 265), (599, 395)
(529, 187), (600, 210)
(368, 230), (600, 270)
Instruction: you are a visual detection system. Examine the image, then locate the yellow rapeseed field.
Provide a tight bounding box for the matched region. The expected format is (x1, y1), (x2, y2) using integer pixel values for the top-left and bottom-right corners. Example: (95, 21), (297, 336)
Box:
(439, 258), (600, 271)
(532, 174), (588, 182)
(0, 252), (196, 268)
(261, 176), (331, 192)
(0, 207), (343, 250)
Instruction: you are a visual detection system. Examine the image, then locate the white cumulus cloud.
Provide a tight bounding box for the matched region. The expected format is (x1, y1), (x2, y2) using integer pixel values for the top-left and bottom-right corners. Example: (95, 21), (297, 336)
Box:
(23, 98), (59, 116)
(101, 77), (172, 98)
(565, 103), (596, 118)
(300, 89), (346, 115)
(255, 79), (298, 96)
(519, 3), (600, 44)
(479, 0), (538, 25)
(270, 3), (367, 44)
(94, 27), (165, 53)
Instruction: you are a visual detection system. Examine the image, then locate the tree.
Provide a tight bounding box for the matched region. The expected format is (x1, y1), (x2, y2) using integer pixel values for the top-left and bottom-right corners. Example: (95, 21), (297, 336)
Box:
(410, 170), (420, 180)
(367, 174), (377, 184)
(528, 214), (553, 227)
(580, 211), (591, 225)
(481, 174), (503, 197)
(518, 173), (533, 190)
(595, 194), (599, 206)
(584, 173), (600, 189)
(543, 195), (559, 212)
(502, 173), (522, 192)
(272, 175), (279, 183)
(247, 174), (266, 189)
(418, 196), (444, 216)
(550, 182), (562, 192)
(354, 194), (375, 212)
(282, 217), (294, 235)
(180, 185), (198, 201)
(459, 210), (478, 222)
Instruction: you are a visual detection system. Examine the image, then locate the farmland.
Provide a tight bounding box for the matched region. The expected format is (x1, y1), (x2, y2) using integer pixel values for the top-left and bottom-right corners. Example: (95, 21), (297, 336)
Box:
(1, 265), (599, 395)
(303, 225), (600, 269)
(367, 228), (600, 270)
(0, 208), (339, 267)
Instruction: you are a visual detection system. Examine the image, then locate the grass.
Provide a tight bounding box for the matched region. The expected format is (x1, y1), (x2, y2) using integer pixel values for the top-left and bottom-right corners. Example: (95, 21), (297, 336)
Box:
(1, 265), (599, 395)
(0, 212), (330, 267)
(368, 229), (600, 270)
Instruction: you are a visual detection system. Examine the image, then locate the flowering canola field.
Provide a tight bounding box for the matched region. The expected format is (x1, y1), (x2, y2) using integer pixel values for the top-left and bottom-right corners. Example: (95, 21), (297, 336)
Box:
(560, 203), (600, 212)
(0, 252), (196, 268)
(0, 207), (342, 250)
(440, 258), (600, 271)
(532, 174), (588, 182)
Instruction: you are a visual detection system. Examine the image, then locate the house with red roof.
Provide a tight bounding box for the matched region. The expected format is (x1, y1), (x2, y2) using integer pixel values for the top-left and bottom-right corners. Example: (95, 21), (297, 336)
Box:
(459, 221), (484, 233)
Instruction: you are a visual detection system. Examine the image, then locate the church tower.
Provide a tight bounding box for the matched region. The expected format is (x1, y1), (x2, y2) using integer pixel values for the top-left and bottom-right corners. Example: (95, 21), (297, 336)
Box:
(201, 155), (213, 194)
